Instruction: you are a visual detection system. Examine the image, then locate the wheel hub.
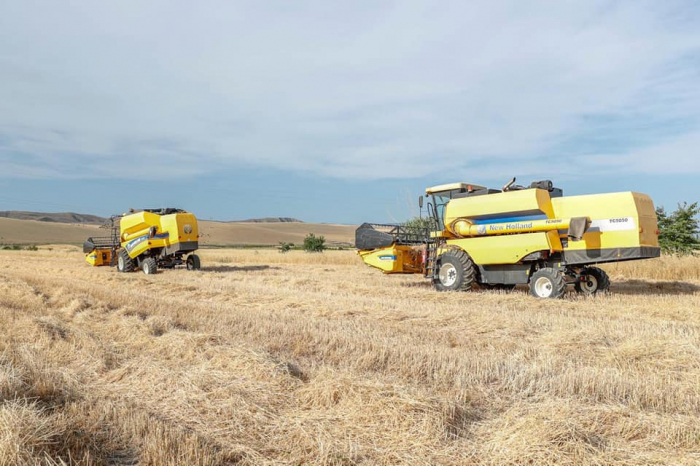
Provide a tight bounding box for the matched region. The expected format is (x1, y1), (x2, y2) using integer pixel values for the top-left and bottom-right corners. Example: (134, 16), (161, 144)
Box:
(439, 263), (458, 287)
(581, 275), (598, 292)
(534, 277), (553, 297)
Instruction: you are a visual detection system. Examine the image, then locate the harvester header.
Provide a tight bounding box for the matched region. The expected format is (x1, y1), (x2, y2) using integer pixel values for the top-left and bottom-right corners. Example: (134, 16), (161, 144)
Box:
(356, 178), (660, 298)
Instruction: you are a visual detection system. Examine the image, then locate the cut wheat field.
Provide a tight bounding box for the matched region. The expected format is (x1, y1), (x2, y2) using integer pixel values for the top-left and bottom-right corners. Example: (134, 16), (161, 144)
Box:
(1, 247), (699, 465)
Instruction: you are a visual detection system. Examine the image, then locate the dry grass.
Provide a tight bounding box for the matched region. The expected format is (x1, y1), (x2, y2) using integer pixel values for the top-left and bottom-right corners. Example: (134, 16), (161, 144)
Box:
(0, 247), (699, 465)
(606, 254), (700, 281)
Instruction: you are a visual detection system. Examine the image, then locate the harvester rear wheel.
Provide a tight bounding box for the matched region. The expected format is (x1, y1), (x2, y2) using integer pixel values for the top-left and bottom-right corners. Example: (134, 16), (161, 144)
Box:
(186, 254), (201, 271)
(575, 267), (610, 295)
(433, 249), (475, 292)
(117, 249), (135, 273)
(142, 257), (157, 275)
(529, 268), (566, 299)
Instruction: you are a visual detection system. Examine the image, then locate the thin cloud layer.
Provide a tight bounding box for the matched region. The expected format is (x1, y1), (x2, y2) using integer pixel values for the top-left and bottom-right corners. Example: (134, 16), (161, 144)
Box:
(1, 1), (699, 180)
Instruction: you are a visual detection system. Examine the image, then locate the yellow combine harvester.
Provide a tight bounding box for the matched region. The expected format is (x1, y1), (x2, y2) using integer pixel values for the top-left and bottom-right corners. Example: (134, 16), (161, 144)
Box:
(84, 208), (200, 274)
(357, 178), (660, 298)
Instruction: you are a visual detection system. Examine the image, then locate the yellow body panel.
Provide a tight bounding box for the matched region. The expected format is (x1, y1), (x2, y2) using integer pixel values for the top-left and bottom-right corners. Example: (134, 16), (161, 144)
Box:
(634, 193), (659, 247)
(161, 212), (199, 244)
(551, 192), (658, 252)
(445, 230), (562, 265)
(444, 188), (554, 226)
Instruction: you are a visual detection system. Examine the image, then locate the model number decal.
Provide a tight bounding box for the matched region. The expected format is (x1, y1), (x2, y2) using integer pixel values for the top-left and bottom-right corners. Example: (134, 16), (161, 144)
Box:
(588, 217), (636, 232)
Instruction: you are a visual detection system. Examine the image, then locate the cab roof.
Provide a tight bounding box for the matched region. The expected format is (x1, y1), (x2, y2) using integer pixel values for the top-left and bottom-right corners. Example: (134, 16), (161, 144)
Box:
(425, 182), (487, 196)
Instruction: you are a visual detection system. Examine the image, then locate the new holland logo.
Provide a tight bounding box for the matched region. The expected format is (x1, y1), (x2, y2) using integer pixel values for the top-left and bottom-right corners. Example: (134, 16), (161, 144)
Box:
(125, 235), (148, 252)
(184, 224), (193, 234)
(477, 225), (487, 235)
(379, 255), (397, 261)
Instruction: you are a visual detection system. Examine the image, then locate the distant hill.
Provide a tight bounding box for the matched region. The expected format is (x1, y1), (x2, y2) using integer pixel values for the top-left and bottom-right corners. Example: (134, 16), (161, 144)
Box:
(0, 211), (106, 224)
(0, 217), (355, 247)
(231, 217), (304, 223)
(0, 211), (305, 225)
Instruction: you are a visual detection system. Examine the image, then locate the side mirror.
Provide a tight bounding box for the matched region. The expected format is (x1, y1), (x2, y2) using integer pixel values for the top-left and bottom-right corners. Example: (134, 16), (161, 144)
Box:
(418, 195), (424, 209)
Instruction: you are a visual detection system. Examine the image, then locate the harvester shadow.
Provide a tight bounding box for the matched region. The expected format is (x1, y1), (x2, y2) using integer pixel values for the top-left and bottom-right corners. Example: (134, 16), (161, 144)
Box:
(202, 265), (280, 273)
(396, 277), (700, 296)
(401, 281), (433, 288)
(611, 279), (700, 296)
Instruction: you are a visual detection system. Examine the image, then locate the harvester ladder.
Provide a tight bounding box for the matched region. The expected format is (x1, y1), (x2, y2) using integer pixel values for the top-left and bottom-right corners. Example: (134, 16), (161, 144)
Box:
(96, 215), (122, 267)
(424, 238), (445, 279)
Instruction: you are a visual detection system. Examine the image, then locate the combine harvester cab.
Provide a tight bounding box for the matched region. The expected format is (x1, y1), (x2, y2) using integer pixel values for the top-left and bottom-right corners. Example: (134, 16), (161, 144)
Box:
(83, 208), (201, 274)
(356, 179), (661, 299)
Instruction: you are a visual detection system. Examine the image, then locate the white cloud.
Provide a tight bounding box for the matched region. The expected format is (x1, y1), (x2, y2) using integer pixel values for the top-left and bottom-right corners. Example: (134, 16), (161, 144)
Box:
(0, 0), (699, 180)
(583, 129), (700, 173)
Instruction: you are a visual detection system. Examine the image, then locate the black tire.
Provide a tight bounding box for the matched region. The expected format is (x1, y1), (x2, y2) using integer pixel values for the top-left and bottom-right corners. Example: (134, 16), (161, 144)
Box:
(432, 249), (476, 292)
(186, 254), (201, 271)
(117, 249), (135, 273)
(574, 267), (610, 295)
(529, 268), (567, 299)
(142, 257), (157, 275)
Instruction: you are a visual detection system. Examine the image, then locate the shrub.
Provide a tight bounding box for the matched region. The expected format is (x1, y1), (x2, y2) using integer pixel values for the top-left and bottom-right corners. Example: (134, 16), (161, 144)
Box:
(656, 202), (700, 255)
(1, 244), (40, 251)
(402, 216), (434, 237)
(278, 242), (294, 253)
(303, 233), (326, 253)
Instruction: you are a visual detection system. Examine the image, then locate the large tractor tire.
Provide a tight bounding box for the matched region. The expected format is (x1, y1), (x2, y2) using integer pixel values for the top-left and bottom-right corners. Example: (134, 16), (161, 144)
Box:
(575, 266), (610, 295)
(433, 249), (476, 292)
(186, 254), (201, 271)
(529, 268), (567, 299)
(117, 249), (135, 273)
(142, 257), (158, 275)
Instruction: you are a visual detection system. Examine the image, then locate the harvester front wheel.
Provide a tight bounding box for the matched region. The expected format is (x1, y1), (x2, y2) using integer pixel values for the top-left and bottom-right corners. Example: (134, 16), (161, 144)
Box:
(186, 254), (201, 271)
(529, 268), (566, 299)
(433, 249), (475, 292)
(575, 267), (610, 295)
(142, 257), (157, 275)
(117, 249), (135, 273)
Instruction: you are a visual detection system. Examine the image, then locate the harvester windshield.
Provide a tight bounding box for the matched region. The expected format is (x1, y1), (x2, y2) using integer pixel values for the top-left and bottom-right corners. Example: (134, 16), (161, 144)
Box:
(429, 193), (449, 231)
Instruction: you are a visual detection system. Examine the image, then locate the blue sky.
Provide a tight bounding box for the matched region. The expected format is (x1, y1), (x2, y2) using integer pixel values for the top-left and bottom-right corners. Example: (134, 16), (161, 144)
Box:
(1, 1), (699, 224)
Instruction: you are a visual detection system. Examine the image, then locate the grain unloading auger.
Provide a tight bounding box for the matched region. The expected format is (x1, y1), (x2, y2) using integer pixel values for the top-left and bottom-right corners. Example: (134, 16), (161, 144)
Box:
(356, 178), (661, 298)
(83, 208), (201, 274)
